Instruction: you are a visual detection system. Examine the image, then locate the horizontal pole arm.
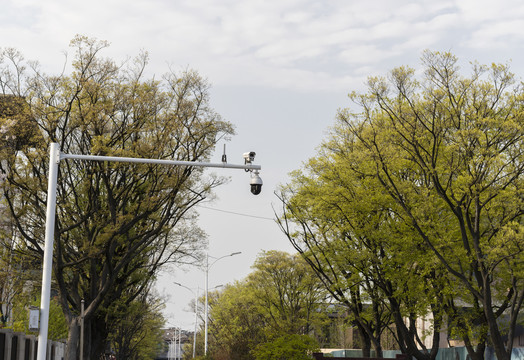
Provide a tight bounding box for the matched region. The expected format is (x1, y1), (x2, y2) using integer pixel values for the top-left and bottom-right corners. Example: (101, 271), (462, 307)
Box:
(60, 153), (261, 170)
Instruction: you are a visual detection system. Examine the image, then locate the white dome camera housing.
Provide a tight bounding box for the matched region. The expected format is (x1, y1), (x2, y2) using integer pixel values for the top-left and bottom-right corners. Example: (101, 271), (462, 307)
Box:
(250, 170), (263, 195)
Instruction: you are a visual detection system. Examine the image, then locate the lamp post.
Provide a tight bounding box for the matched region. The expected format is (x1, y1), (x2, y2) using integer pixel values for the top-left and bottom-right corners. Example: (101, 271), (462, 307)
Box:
(80, 299), (84, 360)
(36, 143), (261, 360)
(204, 251), (241, 355)
(173, 282), (199, 359)
(175, 328), (180, 360)
(166, 327), (178, 360)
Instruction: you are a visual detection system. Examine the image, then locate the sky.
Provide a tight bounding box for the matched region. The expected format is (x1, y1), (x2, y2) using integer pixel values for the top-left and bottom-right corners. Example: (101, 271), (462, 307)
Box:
(2, 0), (524, 331)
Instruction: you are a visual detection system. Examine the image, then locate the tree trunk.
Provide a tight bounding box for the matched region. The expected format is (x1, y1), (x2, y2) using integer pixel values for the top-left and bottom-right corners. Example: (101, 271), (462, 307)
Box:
(481, 272), (510, 360)
(485, 310), (510, 360)
(372, 338), (383, 358)
(355, 323), (372, 358)
(88, 315), (110, 360)
(64, 315), (109, 360)
(64, 317), (80, 360)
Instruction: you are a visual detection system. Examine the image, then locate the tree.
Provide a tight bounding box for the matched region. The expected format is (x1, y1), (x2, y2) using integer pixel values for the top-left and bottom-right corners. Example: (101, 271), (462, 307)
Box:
(248, 250), (328, 337)
(0, 93), (39, 328)
(0, 36), (234, 360)
(10, 296), (68, 341)
(0, 226), (20, 328)
(252, 334), (319, 360)
(346, 51), (524, 360)
(277, 154), (446, 360)
(207, 283), (266, 360)
(200, 251), (329, 360)
(108, 287), (166, 360)
(279, 51), (524, 360)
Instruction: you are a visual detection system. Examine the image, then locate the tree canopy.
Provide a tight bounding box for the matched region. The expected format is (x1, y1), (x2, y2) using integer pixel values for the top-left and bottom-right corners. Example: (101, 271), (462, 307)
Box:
(278, 51), (524, 360)
(190, 250), (327, 360)
(0, 35), (234, 360)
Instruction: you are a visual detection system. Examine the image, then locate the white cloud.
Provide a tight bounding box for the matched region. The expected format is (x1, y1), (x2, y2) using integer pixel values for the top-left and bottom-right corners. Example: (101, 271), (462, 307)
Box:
(338, 45), (397, 66)
(2, 0), (524, 93)
(454, 0), (524, 49)
(456, 0), (524, 22)
(467, 19), (524, 49)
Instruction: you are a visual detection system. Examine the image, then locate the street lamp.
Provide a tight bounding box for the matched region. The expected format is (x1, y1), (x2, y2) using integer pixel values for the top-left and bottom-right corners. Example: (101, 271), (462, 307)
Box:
(204, 251), (241, 355)
(165, 327), (180, 360)
(166, 328), (175, 360)
(37, 143), (261, 360)
(175, 328), (181, 360)
(173, 282), (199, 359)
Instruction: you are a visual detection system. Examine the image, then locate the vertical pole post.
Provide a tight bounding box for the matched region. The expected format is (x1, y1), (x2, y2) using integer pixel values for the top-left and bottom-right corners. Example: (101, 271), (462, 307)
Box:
(204, 254), (209, 355)
(37, 142), (60, 360)
(175, 328), (180, 360)
(178, 328), (181, 360)
(80, 299), (84, 360)
(168, 335), (173, 360)
(193, 288), (198, 359)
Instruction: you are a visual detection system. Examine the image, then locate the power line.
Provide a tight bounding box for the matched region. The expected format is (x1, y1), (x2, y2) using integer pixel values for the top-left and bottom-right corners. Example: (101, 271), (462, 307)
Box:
(197, 205), (274, 221)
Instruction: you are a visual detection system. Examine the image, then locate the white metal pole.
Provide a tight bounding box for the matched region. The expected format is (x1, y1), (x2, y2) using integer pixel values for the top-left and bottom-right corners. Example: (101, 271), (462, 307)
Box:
(203, 252), (240, 355)
(204, 254), (209, 355)
(168, 337), (173, 360)
(61, 153), (261, 171)
(37, 142), (60, 360)
(168, 329), (175, 360)
(177, 328), (181, 360)
(80, 299), (84, 360)
(173, 282), (198, 358)
(193, 287), (198, 359)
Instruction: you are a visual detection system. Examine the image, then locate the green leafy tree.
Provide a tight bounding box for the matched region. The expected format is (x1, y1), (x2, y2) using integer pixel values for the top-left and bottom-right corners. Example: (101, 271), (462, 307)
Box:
(108, 287), (166, 360)
(10, 296), (68, 341)
(277, 119), (463, 358)
(0, 94), (40, 328)
(0, 234), (18, 328)
(201, 251), (328, 360)
(252, 334), (319, 360)
(277, 156), (447, 359)
(207, 282), (266, 360)
(344, 51), (524, 360)
(279, 51), (524, 360)
(248, 250), (328, 337)
(0, 36), (234, 360)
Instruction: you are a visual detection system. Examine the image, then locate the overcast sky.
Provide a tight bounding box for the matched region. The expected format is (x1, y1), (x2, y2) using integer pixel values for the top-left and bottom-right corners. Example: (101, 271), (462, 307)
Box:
(2, 0), (524, 330)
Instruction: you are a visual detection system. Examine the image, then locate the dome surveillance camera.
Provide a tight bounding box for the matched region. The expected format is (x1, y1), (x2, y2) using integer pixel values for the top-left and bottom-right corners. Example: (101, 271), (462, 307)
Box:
(250, 171), (263, 195)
